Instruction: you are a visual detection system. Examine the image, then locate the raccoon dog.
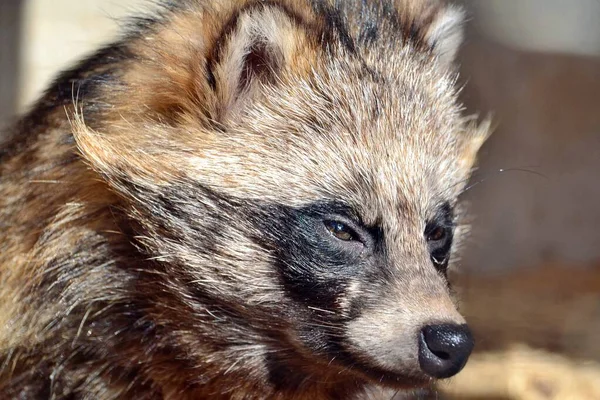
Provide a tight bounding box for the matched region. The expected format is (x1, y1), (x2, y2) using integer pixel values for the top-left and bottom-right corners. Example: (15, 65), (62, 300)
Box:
(0, 0), (490, 398)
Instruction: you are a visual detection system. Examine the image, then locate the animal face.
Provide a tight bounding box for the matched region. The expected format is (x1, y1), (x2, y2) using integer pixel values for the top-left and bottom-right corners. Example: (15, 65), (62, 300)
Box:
(213, 57), (479, 386)
(71, 0), (490, 390)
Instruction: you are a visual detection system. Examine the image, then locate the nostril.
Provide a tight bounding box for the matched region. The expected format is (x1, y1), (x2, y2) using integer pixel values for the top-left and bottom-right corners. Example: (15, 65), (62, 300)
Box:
(418, 323), (474, 379)
(431, 349), (450, 360)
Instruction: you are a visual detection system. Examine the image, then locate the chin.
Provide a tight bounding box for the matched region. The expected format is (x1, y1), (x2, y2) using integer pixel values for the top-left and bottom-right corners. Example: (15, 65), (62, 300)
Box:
(363, 368), (433, 390)
(336, 354), (434, 390)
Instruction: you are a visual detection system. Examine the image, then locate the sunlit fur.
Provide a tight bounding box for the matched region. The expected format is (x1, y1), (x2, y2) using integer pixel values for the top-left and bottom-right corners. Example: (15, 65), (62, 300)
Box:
(0, 0), (489, 398)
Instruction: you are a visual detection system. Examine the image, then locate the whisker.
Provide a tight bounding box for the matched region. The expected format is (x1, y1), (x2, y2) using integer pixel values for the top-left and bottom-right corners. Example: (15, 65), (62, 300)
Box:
(460, 166), (549, 195)
(307, 306), (336, 315)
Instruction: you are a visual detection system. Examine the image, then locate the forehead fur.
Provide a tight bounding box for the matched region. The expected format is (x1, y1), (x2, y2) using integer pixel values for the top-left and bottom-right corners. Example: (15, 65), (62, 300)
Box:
(74, 0), (487, 217)
(191, 55), (464, 214)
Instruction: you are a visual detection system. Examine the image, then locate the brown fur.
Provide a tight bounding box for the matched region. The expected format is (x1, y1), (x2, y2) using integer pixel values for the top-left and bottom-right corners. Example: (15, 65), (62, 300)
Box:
(0, 0), (489, 398)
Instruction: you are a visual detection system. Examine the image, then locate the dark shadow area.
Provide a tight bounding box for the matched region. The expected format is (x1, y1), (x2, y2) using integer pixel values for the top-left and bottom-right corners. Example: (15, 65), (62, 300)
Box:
(0, 1), (23, 134)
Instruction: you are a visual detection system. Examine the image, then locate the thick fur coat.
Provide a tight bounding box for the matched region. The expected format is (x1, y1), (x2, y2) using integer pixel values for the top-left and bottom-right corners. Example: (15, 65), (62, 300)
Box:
(0, 0), (489, 398)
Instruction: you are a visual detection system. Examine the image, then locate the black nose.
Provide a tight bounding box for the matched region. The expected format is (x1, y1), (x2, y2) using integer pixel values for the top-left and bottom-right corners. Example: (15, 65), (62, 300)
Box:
(418, 323), (474, 379)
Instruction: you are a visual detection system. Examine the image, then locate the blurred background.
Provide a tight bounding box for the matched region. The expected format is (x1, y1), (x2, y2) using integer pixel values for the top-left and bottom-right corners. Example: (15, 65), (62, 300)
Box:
(1, 1), (599, 398)
(449, 1), (600, 398)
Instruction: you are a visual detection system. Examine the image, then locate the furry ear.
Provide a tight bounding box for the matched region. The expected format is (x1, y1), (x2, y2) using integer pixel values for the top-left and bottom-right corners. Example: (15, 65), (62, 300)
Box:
(424, 5), (465, 67)
(209, 6), (304, 120)
(458, 117), (492, 174)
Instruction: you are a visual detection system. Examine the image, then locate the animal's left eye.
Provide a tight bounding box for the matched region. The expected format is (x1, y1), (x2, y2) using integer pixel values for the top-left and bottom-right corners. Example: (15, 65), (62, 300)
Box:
(324, 220), (358, 242)
(425, 223), (453, 271)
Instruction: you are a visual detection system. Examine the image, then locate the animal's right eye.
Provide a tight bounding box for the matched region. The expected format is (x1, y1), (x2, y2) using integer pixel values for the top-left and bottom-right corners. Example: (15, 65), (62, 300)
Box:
(426, 226), (447, 243)
(324, 220), (359, 242)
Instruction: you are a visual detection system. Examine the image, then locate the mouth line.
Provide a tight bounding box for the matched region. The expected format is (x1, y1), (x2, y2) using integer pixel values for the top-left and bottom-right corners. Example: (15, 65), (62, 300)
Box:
(352, 362), (433, 389)
(328, 350), (434, 389)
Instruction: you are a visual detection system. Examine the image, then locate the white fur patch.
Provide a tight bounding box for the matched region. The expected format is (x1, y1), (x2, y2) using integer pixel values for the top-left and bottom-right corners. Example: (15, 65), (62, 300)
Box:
(425, 5), (465, 67)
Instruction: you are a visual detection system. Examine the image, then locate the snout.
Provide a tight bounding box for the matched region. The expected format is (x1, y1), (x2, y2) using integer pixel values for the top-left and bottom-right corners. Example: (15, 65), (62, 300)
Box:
(418, 323), (474, 378)
(344, 277), (474, 386)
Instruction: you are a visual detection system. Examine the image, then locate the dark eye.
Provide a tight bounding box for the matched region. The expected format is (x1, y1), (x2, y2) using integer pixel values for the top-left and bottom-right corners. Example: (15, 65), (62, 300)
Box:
(425, 223), (453, 271)
(324, 220), (358, 242)
(427, 226), (447, 242)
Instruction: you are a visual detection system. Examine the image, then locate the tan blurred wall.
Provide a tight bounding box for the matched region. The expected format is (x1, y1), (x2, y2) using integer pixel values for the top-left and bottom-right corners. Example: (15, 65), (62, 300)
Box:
(0, 2), (22, 128)
(18, 0), (149, 112)
(0, 0), (147, 128)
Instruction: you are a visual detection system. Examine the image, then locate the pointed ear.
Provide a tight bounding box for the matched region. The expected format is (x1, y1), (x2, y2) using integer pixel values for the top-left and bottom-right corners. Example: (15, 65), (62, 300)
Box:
(424, 5), (465, 68)
(209, 6), (306, 120)
(458, 117), (492, 174)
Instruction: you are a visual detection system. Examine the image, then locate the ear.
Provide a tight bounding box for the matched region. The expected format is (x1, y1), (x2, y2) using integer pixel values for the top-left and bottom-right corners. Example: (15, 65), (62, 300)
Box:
(424, 5), (465, 68)
(209, 5), (305, 121)
(458, 117), (492, 174)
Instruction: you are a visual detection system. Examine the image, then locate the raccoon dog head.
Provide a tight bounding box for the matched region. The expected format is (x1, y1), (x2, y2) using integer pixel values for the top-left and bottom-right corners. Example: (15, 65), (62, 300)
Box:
(76, 0), (490, 390)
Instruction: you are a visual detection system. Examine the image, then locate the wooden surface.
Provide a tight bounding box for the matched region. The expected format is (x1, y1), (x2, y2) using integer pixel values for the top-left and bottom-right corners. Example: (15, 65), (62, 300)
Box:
(440, 264), (600, 399)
